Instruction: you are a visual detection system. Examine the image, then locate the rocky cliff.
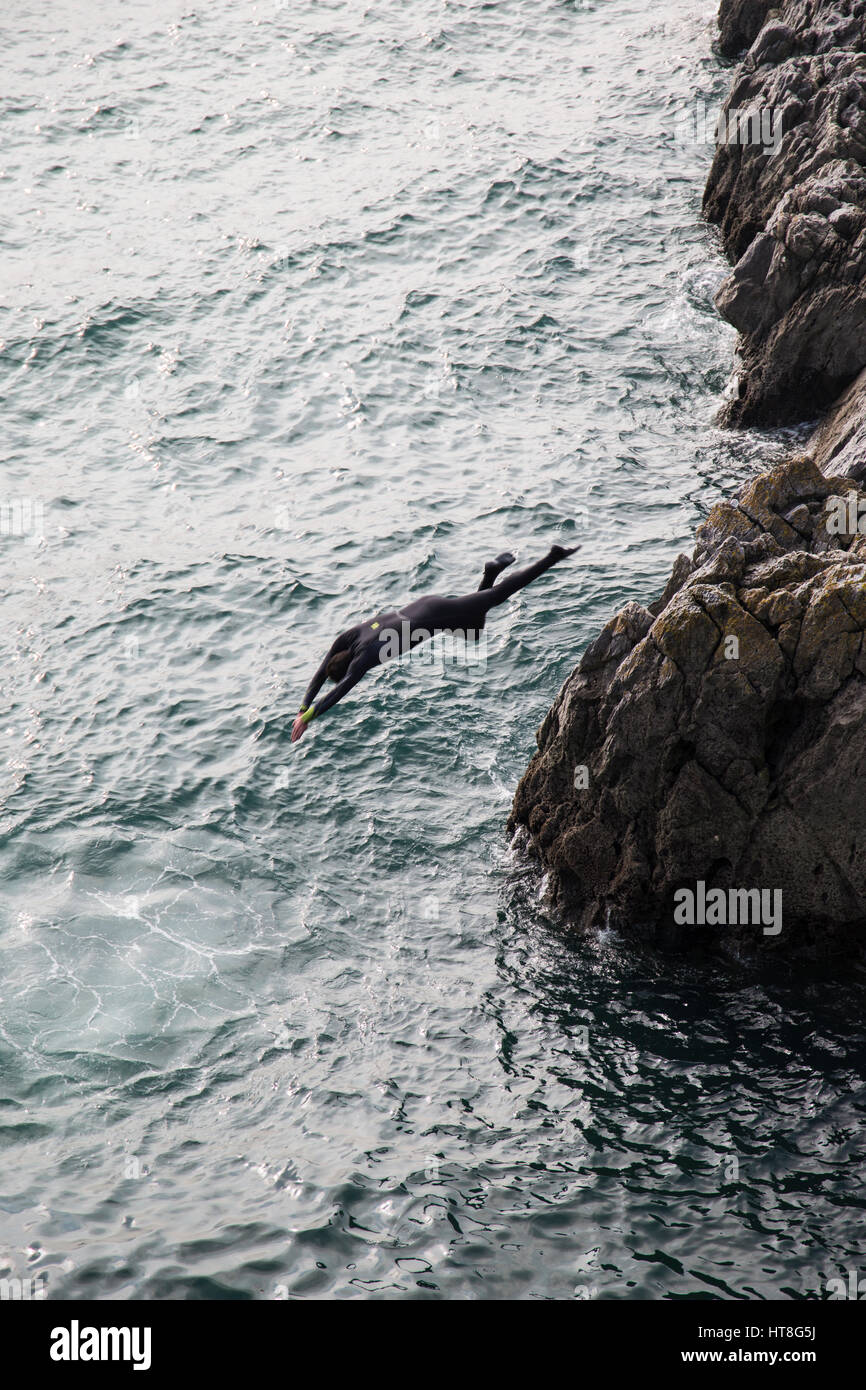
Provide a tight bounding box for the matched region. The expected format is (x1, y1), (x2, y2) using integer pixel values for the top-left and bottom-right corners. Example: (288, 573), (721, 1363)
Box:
(509, 0), (866, 955)
(705, 0), (866, 424)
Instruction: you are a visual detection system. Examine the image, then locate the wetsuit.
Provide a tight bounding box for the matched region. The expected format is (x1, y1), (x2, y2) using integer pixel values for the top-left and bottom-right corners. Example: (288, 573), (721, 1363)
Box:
(298, 543), (578, 725)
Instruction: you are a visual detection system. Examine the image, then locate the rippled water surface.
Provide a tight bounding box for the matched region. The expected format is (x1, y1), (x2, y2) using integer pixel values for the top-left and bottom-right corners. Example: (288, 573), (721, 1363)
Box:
(1, 0), (863, 1300)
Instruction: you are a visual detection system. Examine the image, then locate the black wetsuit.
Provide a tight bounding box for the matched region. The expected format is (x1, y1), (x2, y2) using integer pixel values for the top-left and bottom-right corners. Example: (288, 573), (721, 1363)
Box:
(299, 544), (577, 724)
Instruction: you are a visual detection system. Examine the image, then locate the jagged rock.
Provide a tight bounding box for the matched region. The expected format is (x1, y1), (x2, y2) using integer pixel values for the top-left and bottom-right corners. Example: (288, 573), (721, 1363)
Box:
(704, 2), (866, 424)
(809, 364), (866, 477)
(508, 457), (866, 955)
(507, 6), (866, 958)
(717, 1), (779, 59)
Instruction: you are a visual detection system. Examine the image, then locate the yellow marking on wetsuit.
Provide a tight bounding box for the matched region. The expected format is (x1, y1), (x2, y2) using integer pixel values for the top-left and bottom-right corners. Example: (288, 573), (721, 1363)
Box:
(371, 621), (380, 629)
(301, 704), (316, 724)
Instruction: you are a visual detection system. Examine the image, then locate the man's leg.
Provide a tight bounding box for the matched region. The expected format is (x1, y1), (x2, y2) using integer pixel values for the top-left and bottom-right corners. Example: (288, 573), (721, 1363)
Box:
(477, 551), (516, 591)
(481, 544), (579, 609)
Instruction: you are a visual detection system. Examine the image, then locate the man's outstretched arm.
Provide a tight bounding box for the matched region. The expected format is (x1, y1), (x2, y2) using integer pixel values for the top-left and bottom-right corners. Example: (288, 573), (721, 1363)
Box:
(292, 654), (369, 742)
(299, 645), (337, 714)
(298, 627), (360, 713)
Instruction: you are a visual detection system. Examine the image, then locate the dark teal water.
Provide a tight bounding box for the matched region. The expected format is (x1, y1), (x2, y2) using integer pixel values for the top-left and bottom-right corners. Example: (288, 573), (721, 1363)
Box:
(1, 0), (863, 1300)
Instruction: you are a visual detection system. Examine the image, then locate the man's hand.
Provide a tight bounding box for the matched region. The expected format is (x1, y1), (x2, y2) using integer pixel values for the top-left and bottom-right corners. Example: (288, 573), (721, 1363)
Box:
(291, 712), (308, 743)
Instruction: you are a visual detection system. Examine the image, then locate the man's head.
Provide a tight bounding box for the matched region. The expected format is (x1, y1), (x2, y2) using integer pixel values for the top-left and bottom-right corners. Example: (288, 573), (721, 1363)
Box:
(326, 649), (352, 682)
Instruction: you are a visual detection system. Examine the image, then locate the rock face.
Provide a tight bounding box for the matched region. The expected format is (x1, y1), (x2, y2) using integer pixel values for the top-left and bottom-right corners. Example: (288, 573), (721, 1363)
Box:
(810, 364), (866, 478)
(717, 0), (778, 59)
(507, 3), (866, 956)
(509, 456), (866, 954)
(705, 1), (866, 424)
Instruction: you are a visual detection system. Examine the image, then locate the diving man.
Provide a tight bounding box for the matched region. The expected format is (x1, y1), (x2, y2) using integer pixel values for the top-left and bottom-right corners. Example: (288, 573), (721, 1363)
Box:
(291, 542), (579, 742)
